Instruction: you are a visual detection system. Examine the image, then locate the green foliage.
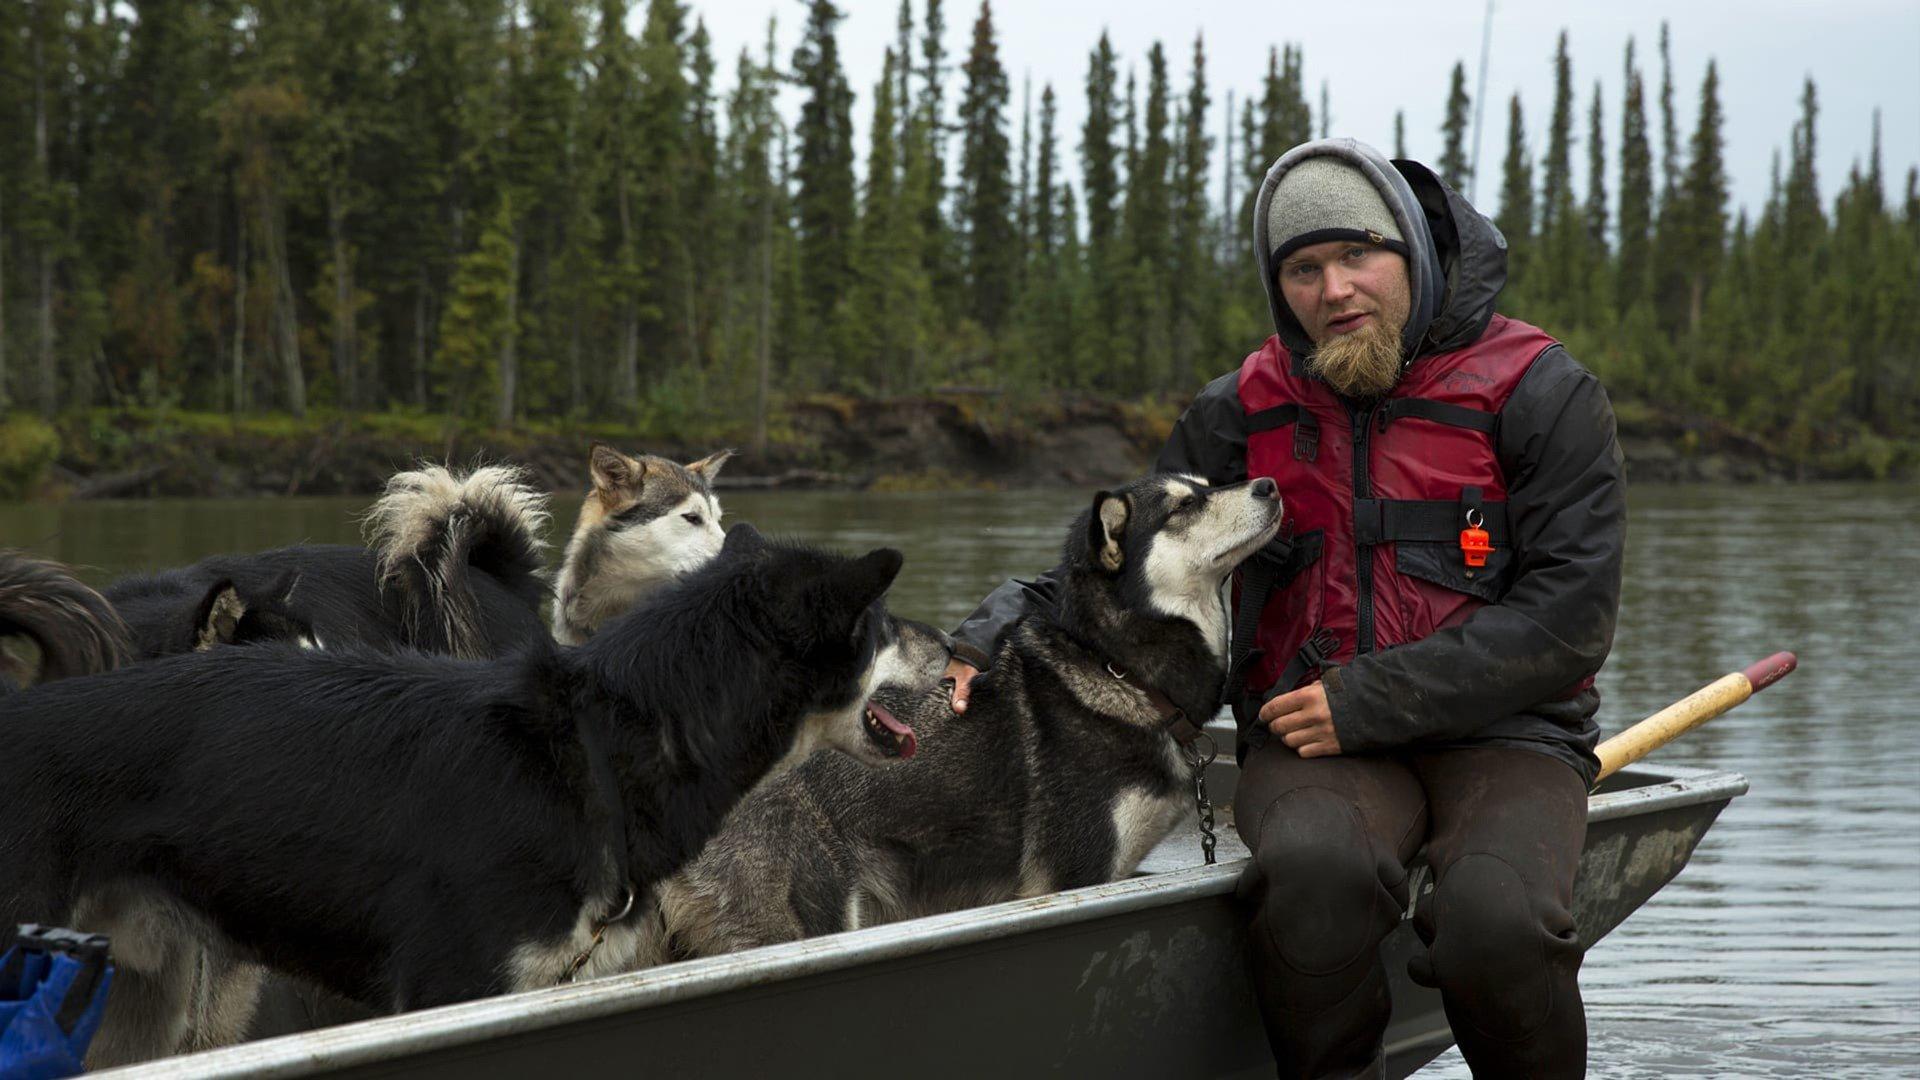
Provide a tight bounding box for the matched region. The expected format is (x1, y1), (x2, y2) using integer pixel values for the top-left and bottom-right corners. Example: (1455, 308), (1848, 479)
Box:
(435, 194), (516, 421)
(0, 415), (60, 498)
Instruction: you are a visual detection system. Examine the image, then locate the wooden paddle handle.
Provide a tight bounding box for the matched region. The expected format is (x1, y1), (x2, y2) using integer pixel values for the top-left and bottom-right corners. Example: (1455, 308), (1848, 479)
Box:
(1593, 651), (1797, 783)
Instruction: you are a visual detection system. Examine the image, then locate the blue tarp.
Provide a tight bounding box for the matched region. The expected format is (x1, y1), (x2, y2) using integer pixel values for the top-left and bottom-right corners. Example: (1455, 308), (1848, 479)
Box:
(0, 926), (114, 1080)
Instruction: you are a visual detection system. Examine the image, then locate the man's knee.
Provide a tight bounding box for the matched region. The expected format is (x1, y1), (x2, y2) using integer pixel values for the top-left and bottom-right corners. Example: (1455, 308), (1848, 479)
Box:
(1428, 852), (1579, 1041)
(1240, 787), (1403, 977)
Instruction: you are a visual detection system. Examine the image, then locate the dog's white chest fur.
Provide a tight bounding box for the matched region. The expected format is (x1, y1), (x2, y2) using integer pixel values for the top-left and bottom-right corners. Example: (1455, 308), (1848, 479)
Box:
(1107, 785), (1192, 880)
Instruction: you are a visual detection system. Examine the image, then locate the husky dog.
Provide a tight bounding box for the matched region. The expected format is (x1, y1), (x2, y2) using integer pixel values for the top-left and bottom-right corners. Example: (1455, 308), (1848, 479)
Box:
(0, 524), (939, 1066)
(645, 474), (1283, 961)
(0, 551), (132, 688)
(552, 445), (732, 645)
(102, 463), (549, 660)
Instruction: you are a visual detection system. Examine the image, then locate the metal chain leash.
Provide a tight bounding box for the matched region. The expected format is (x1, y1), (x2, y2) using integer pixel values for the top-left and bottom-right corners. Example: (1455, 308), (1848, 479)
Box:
(1183, 732), (1219, 866)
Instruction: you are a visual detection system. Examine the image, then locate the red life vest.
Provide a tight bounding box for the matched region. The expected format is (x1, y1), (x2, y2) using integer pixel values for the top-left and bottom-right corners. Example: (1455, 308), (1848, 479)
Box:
(1236, 314), (1577, 697)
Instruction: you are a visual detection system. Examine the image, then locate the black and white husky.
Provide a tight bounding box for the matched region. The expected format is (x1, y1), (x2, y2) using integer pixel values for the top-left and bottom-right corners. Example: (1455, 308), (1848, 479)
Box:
(552, 445), (732, 645)
(101, 463), (550, 660)
(643, 473), (1282, 961)
(0, 524), (939, 1066)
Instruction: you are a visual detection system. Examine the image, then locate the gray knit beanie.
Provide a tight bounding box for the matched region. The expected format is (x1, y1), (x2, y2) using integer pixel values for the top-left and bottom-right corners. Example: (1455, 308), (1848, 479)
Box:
(1266, 155), (1407, 265)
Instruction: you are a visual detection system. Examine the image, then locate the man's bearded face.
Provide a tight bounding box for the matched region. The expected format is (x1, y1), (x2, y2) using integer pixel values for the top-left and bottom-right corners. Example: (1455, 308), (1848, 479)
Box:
(1278, 241), (1413, 399)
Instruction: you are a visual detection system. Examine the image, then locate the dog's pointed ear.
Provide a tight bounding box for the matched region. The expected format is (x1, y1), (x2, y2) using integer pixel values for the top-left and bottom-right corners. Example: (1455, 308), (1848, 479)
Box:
(721, 521), (766, 558)
(1086, 491), (1130, 573)
(812, 547), (903, 639)
(843, 548), (904, 611)
(686, 448), (735, 483)
(590, 444), (646, 494)
(193, 580), (247, 651)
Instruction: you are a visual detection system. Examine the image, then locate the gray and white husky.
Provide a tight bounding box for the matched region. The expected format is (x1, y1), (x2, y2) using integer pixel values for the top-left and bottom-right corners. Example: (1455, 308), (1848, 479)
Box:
(552, 444), (733, 645)
(640, 473), (1283, 961)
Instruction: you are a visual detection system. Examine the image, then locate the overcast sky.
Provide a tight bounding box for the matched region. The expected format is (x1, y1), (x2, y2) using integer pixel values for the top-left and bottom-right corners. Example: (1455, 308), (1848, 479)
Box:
(691, 0), (1918, 232)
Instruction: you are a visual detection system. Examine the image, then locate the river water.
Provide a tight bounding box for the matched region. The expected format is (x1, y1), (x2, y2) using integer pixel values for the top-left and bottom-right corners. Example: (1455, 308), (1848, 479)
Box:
(4, 482), (1917, 1076)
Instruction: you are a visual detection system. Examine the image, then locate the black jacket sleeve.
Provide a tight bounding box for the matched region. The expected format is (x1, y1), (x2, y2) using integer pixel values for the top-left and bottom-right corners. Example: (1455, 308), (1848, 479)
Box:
(949, 370), (1250, 667)
(1323, 346), (1626, 750)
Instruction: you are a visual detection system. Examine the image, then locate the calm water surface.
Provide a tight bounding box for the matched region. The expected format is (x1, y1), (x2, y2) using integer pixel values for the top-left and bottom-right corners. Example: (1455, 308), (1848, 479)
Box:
(4, 483), (1918, 1076)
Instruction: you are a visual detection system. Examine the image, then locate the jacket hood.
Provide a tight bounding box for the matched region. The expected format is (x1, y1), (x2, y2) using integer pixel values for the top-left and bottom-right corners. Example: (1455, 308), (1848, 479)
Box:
(1253, 139), (1508, 368)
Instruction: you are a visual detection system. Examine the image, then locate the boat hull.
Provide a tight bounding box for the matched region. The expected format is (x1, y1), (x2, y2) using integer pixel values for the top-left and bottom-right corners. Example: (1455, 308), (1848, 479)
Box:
(102, 750), (1747, 1079)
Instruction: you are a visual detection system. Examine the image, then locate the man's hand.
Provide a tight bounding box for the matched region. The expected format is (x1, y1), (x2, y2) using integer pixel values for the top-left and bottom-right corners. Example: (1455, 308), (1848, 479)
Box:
(943, 658), (979, 714)
(1260, 681), (1343, 757)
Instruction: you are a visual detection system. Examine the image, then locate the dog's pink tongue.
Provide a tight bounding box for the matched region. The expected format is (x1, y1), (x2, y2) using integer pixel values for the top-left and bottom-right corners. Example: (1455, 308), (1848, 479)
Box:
(868, 700), (917, 759)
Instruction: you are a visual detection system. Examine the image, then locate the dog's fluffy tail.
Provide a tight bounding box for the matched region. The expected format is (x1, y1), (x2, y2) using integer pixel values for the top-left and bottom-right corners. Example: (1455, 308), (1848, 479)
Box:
(363, 463), (551, 659)
(0, 550), (133, 687)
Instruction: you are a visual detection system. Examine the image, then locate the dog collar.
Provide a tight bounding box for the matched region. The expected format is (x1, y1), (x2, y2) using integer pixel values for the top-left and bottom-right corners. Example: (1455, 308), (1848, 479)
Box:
(1104, 661), (1206, 747)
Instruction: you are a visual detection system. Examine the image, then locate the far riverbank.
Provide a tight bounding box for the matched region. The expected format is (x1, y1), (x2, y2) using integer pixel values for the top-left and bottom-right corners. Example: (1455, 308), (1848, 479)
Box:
(1, 394), (1910, 501)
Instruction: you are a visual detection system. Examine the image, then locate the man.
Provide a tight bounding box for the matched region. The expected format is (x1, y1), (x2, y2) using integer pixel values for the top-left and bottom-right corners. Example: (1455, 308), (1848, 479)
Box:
(945, 138), (1624, 1078)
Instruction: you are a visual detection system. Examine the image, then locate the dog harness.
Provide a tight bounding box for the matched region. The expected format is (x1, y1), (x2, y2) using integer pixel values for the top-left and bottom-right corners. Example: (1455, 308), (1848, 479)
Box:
(1227, 315), (1588, 706)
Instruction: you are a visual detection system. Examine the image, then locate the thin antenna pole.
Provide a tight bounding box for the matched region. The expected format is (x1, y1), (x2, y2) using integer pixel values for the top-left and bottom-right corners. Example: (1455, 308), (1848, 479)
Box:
(1469, 0), (1494, 202)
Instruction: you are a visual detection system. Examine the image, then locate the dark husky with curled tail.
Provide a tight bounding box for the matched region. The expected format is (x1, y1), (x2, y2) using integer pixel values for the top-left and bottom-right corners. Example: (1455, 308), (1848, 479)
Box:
(0, 524), (939, 1067)
(100, 462), (550, 661)
(0, 550), (132, 688)
(362, 462), (552, 658)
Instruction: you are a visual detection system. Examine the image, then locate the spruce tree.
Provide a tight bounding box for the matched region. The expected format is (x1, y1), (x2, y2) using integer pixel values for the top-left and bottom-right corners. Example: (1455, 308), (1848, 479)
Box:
(684, 19), (721, 372)
(586, 0), (644, 410)
(1172, 33), (1218, 383)
(791, 0), (857, 343)
(916, 0), (953, 311)
(1126, 42), (1174, 386)
(1439, 61), (1472, 190)
(1075, 33), (1121, 253)
(1538, 32), (1580, 313)
(849, 48), (925, 391)
(956, 1), (1014, 333)
(719, 22), (788, 443)
(1649, 21), (1689, 332)
(1585, 81), (1608, 257)
(1671, 60), (1729, 339)
(1393, 110), (1406, 159)
(1615, 37), (1654, 315)
(1783, 77), (1822, 252)
(1283, 46), (1312, 146)
(1025, 83), (1078, 374)
(1079, 32), (1120, 368)
(1495, 94), (1535, 295)
(436, 192), (516, 421)
(1540, 32), (1574, 237)
(507, 0), (592, 422)
(299, 0), (391, 410)
(1016, 75), (1031, 266)
(895, 0), (913, 140)
(1033, 84), (1058, 262)
(1657, 23), (1681, 213)
(1240, 47), (1284, 230)
(627, 0), (697, 389)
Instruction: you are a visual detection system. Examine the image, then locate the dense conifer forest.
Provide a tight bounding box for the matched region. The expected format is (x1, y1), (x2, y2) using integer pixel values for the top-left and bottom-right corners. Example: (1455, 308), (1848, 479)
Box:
(2, 2), (1914, 479)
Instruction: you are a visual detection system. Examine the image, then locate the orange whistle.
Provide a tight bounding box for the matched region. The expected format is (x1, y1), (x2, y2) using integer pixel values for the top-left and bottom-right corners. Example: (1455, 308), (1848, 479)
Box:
(1459, 526), (1492, 567)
